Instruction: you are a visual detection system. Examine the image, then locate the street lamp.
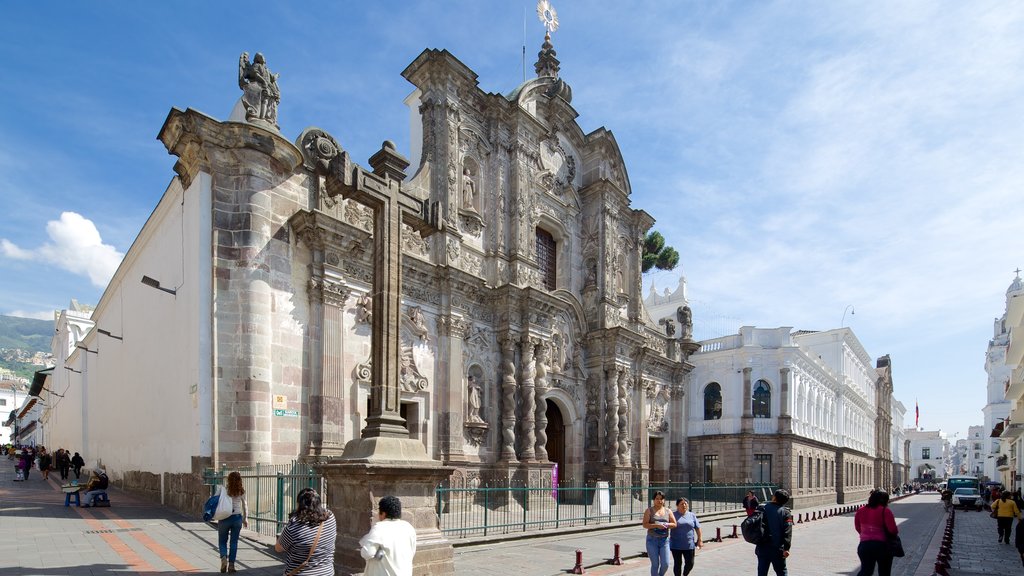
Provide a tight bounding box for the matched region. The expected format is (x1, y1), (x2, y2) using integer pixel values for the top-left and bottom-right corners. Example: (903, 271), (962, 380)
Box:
(841, 305), (855, 328)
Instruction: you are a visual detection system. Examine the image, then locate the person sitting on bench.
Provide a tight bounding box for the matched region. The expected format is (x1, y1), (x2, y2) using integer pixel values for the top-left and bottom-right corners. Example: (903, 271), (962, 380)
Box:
(82, 466), (109, 507)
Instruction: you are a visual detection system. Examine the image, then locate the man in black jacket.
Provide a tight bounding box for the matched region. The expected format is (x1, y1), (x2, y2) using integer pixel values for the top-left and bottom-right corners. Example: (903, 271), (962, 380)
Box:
(755, 489), (793, 576)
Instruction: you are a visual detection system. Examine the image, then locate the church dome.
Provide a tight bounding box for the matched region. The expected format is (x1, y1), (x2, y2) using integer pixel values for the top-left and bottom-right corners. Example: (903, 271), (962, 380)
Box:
(1008, 271), (1023, 295)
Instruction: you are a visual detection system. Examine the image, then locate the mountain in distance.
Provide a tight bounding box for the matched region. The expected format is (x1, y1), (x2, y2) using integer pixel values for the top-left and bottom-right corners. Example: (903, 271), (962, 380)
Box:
(0, 314), (54, 353)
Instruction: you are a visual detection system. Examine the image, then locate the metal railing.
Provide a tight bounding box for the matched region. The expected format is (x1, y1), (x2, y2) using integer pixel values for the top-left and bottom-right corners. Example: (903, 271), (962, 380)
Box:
(202, 461), (325, 537)
(436, 482), (776, 539)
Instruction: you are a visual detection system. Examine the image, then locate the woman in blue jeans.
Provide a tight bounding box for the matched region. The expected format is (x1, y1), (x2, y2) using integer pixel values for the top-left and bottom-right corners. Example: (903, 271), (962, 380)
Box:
(217, 471), (249, 573)
(642, 491), (677, 576)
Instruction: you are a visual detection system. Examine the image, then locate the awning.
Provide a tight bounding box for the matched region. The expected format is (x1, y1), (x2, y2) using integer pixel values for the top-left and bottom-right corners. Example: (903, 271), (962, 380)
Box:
(17, 397), (37, 419)
(992, 421), (1005, 437)
(17, 420), (36, 439)
(28, 367), (53, 397)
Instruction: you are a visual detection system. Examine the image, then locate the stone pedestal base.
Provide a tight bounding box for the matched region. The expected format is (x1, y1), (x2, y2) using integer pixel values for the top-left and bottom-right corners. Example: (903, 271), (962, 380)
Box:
(318, 438), (454, 575)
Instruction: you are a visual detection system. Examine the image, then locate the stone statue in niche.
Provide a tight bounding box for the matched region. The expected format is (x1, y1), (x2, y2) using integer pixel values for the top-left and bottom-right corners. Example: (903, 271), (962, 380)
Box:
(466, 376), (484, 423)
(407, 306), (429, 340)
(462, 167), (477, 211)
(237, 52), (280, 127)
(676, 305), (693, 340)
(355, 294), (372, 324)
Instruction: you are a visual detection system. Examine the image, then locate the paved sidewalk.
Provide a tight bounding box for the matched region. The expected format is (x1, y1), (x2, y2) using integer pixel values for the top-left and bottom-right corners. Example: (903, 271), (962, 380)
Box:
(0, 462), (285, 575)
(6, 464), (1012, 576)
(944, 505), (1023, 575)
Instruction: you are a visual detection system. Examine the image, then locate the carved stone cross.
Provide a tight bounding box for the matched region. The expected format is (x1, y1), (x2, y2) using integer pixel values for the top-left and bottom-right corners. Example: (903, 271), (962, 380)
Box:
(320, 138), (440, 441)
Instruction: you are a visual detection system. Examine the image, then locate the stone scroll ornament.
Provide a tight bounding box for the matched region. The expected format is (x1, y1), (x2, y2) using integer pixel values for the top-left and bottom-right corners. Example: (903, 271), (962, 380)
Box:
(238, 52), (280, 128)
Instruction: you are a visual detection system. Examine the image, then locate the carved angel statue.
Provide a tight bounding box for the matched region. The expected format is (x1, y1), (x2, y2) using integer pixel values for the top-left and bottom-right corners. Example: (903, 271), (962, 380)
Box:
(238, 52), (280, 127)
(659, 317), (676, 337)
(407, 306), (429, 340)
(676, 305), (693, 340)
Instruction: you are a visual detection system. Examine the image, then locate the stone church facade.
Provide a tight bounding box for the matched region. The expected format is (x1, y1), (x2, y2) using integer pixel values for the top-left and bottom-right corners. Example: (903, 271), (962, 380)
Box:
(145, 40), (695, 496)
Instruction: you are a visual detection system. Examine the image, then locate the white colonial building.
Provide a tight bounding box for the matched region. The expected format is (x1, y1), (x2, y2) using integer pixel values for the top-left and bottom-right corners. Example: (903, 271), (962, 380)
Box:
(966, 425), (986, 477)
(685, 325), (885, 506)
(891, 399), (909, 486)
(906, 429), (949, 482)
(998, 272), (1024, 489)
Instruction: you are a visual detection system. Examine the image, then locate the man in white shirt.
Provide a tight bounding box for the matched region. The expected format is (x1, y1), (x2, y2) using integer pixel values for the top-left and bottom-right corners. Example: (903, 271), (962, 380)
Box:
(359, 495), (417, 576)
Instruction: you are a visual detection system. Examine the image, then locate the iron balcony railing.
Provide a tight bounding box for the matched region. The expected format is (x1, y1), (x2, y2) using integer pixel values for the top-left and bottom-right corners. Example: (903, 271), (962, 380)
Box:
(436, 482), (777, 539)
(202, 461), (325, 538)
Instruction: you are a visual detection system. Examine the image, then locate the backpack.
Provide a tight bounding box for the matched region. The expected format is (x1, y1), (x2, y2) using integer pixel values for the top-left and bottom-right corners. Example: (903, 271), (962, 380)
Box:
(741, 505), (766, 544)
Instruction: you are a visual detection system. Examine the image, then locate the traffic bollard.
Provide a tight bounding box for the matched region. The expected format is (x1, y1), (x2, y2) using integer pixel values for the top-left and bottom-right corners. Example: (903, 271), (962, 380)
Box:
(714, 527), (723, 542)
(611, 543), (622, 566)
(572, 549), (585, 574)
(731, 525), (738, 538)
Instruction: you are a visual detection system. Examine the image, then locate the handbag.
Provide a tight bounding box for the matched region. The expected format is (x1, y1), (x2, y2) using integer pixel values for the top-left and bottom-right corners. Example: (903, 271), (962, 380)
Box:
(213, 486), (233, 521)
(285, 521), (324, 576)
(882, 508), (905, 558)
(202, 489), (221, 522)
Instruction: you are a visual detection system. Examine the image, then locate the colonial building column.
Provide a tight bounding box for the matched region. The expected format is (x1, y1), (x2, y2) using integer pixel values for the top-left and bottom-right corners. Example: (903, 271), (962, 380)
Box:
(534, 342), (549, 462)
(605, 367), (619, 466)
(438, 314), (470, 463)
(779, 367), (793, 434)
(306, 268), (350, 455)
(617, 369), (629, 467)
(518, 336), (537, 461)
(500, 336), (518, 462)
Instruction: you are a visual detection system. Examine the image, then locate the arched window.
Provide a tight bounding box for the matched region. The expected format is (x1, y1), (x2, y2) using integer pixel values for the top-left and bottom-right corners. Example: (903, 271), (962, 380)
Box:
(535, 227), (557, 291)
(752, 379), (771, 418)
(703, 383), (722, 420)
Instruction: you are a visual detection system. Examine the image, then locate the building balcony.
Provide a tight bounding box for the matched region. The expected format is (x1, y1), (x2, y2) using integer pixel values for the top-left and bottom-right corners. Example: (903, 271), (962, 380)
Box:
(997, 455), (1010, 470)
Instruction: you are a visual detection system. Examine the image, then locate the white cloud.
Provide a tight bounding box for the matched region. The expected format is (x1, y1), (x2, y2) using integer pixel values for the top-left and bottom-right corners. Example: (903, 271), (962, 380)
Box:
(6, 310), (55, 321)
(1, 212), (123, 287)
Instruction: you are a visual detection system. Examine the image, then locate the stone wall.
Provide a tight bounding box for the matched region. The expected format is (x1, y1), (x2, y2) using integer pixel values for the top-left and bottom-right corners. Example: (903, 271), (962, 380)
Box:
(116, 469), (208, 519)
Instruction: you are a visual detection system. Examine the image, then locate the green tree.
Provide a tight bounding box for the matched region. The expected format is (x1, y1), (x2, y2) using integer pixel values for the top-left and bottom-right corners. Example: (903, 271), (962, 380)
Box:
(642, 231), (679, 273)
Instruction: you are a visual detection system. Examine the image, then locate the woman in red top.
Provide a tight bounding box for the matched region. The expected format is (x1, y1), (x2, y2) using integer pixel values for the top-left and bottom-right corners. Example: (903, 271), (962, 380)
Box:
(854, 489), (899, 576)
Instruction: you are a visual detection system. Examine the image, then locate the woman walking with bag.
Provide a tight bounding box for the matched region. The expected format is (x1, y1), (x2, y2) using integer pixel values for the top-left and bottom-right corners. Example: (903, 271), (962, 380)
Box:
(993, 491), (1021, 544)
(642, 490), (677, 576)
(217, 471), (248, 573)
(276, 488), (337, 575)
(854, 489), (899, 576)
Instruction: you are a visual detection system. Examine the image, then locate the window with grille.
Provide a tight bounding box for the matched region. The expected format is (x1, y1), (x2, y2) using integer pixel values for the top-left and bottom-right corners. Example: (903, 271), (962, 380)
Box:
(703, 454), (719, 482)
(754, 454), (772, 483)
(535, 228), (557, 290)
(752, 380), (771, 418)
(704, 383), (722, 420)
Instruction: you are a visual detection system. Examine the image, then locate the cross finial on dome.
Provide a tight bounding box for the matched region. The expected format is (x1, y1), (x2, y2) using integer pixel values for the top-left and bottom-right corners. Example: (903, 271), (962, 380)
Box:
(535, 1), (561, 78)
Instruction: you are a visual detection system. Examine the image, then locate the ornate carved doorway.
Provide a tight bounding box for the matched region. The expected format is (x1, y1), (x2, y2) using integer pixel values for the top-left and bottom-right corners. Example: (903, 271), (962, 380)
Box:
(545, 399), (566, 482)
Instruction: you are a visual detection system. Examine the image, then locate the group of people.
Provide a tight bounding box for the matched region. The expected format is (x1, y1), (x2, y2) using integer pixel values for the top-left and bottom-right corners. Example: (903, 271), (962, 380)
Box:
(10, 445), (86, 482)
(641, 487), (904, 576)
(213, 471), (417, 576)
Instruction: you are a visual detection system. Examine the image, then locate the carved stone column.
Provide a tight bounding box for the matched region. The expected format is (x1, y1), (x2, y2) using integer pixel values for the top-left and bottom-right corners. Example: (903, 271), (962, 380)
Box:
(500, 337), (518, 462)
(518, 337), (536, 461)
(669, 386), (686, 480)
(741, 366), (754, 436)
(438, 314), (470, 464)
(534, 342), (549, 462)
(307, 271), (350, 455)
(605, 368), (619, 466)
(616, 369), (629, 467)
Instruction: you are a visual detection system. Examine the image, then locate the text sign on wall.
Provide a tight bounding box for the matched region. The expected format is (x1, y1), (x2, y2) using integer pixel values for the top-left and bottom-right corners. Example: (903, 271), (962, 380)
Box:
(273, 409), (299, 417)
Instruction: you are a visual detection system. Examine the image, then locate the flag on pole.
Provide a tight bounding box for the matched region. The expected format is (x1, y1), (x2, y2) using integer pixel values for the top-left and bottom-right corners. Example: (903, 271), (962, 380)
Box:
(915, 401), (919, 429)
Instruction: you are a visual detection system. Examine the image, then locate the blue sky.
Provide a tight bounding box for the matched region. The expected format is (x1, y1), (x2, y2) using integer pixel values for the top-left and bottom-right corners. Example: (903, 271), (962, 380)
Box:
(2, 1), (1021, 441)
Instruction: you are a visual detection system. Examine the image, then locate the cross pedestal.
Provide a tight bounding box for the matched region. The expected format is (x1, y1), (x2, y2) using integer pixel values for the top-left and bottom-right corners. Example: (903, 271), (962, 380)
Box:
(321, 461), (454, 575)
(310, 139), (454, 574)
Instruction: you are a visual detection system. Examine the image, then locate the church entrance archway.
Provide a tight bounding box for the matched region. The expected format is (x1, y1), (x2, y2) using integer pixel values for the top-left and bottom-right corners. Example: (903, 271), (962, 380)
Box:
(545, 399), (566, 483)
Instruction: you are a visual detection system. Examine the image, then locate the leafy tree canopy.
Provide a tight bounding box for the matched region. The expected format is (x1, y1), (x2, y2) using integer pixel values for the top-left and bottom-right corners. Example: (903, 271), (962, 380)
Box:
(642, 231), (679, 273)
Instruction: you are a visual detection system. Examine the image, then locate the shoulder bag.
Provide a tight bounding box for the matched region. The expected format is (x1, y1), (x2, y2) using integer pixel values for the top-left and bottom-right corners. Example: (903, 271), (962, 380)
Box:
(285, 521), (325, 576)
(991, 500), (999, 519)
(882, 508), (905, 557)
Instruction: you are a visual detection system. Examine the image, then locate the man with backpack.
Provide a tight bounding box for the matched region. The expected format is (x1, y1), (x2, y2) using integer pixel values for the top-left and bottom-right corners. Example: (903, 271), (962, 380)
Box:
(755, 489), (793, 576)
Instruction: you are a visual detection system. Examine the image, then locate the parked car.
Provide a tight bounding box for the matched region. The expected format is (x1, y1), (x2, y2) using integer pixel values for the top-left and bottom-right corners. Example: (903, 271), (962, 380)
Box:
(951, 487), (982, 510)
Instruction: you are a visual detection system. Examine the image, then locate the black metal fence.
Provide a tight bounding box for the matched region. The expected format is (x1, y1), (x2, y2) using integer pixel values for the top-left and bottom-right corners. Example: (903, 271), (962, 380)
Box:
(202, 462), (325, 538)
(436, 482), (776, 538)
